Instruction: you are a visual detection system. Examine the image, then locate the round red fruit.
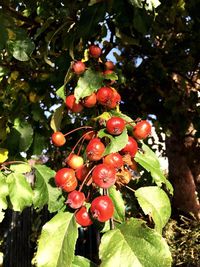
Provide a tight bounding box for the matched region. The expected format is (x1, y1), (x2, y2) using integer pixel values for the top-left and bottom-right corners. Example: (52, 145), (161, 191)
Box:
(90, 195), (114, 222)
(96, 87), (113, 106)
(103, 153), (123, 169)
(86, 138), (105, 161)
(66, 190), (85, 209)
(92, 163), (116, 188)
(66, 154), (84, 170)
(55, 168), (77, 192)
(76, 165), (90, 182)
(82, 93), (97, 108)
(105, 61), (115, 70)
(65, 95), (84, 113)
(51, 131), (66, 147)
(107, 90), (121, 109)
(89, 45), (102, 58)
(120, 136), (138, 157)
(106, 117), (125, 135)
(133, 120), (151, 140)
(72, 61), (86, 75)
(83, 130), (96, 141)
(75, 206), (93, 227)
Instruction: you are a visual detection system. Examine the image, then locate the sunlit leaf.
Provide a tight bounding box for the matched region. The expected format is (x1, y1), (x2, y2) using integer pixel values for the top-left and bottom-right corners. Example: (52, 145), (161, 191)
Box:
(50, 104), (65, 132)
(135, 143), (173, 194)
(98, 128), (128, 156)
(135, 186), (171, 233)
(36, 212), (78, 267)
(99, 218), (172, 267)
(0, 148), (8, 163)
(109, 186), (125, 222)
(33, 165), (65, 213)
(6, 172), (33, 211)
(74, 68), (104, 102)
(0, 172), (9, 222)
(72, 256), (97, 267)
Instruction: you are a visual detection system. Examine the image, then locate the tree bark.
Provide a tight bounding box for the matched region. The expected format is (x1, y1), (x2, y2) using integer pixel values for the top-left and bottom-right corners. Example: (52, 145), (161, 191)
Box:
(166, 130), (200, 219)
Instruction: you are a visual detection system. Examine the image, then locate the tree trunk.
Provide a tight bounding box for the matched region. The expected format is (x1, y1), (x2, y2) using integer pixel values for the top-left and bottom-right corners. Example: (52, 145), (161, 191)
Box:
(166, 129), (200, 219)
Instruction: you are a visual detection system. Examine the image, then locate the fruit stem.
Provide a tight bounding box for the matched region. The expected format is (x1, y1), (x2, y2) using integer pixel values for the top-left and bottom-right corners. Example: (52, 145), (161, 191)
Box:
(63, 126), (93, 137)
(78, 165), (96, 192)
(124, 185), (135, 193)
(77, 130), (94, 156)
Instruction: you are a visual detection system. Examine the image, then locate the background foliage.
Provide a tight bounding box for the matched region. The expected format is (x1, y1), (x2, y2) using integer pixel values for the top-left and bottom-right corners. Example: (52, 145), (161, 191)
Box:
(0, 0), (200, 266)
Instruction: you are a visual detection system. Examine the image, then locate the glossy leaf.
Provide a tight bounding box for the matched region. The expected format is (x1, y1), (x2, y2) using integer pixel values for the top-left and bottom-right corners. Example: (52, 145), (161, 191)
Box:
(99, 218), (172, 267)
(33, 164), (65, 213)
(135, 143), (173, 194)
(135, 186), (171, 233)
(36, 212), (78, 267)
(98, 128), (128, 156)
(0, 172), (9, 222)
(74, 68), (104, 102)
(6, 172), (33, 211)
(109, 185), (125, 222)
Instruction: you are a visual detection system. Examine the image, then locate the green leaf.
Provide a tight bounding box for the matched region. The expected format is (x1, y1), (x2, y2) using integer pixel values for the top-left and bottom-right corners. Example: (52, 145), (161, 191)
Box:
(7, 172), (33, 211)
(129, 0), (160, 10)
(10, 163), (31, 173)
(135, 143), (173, 194)
(98, 128), (128, 156)
(0, 172), (9, 222)
(33, 165), (65, 213)
(99, 218), (172, 267)
(32, 132), (47, 155)
(104, 72), (118, 81)
(0, 148), (8, 163)
(72, 256), (97, 267)
(36, 212), (78, 267)
(50, 104), (65, 132)
(56, 85), (66, 101)
(12, 118), (34, 152)
(135, 186), (171, 233)
(74, 68), (104, 102)
(8, 38), (35, 61)
(109, 186), (125, 222)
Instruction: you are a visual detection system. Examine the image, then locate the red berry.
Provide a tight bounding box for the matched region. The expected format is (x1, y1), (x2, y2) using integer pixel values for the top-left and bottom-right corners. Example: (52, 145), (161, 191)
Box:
(75, 206), (93, 227)
(96, 87), (113, 107)
(66, 190), (85, 209)
(51, 131), (66, 146)
(107, 90), (121, 109)
(106, 117), (125, 135)
(82, 93), (97, 108)
(83, 130), (96, 141)
(66, 154), (84, 170)
(76, 165), (91, 182)
(133, 120), (151, 140)
(92, 163), (116, 188)
(120, 136), (138, 157)
(105, 61), (115, 70)
(55, 168), (78, 192)
(86, 138), (105, 161)
(89, 45), (102, 58)
(103, 153), (123, 169)
(90, 195), (114, 222)
(65, 95), (84, 113)
(72, 61), (86, 75)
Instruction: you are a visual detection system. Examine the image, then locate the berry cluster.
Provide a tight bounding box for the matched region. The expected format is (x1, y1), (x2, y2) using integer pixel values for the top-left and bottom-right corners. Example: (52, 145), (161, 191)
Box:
(51, 44), (151, 227)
